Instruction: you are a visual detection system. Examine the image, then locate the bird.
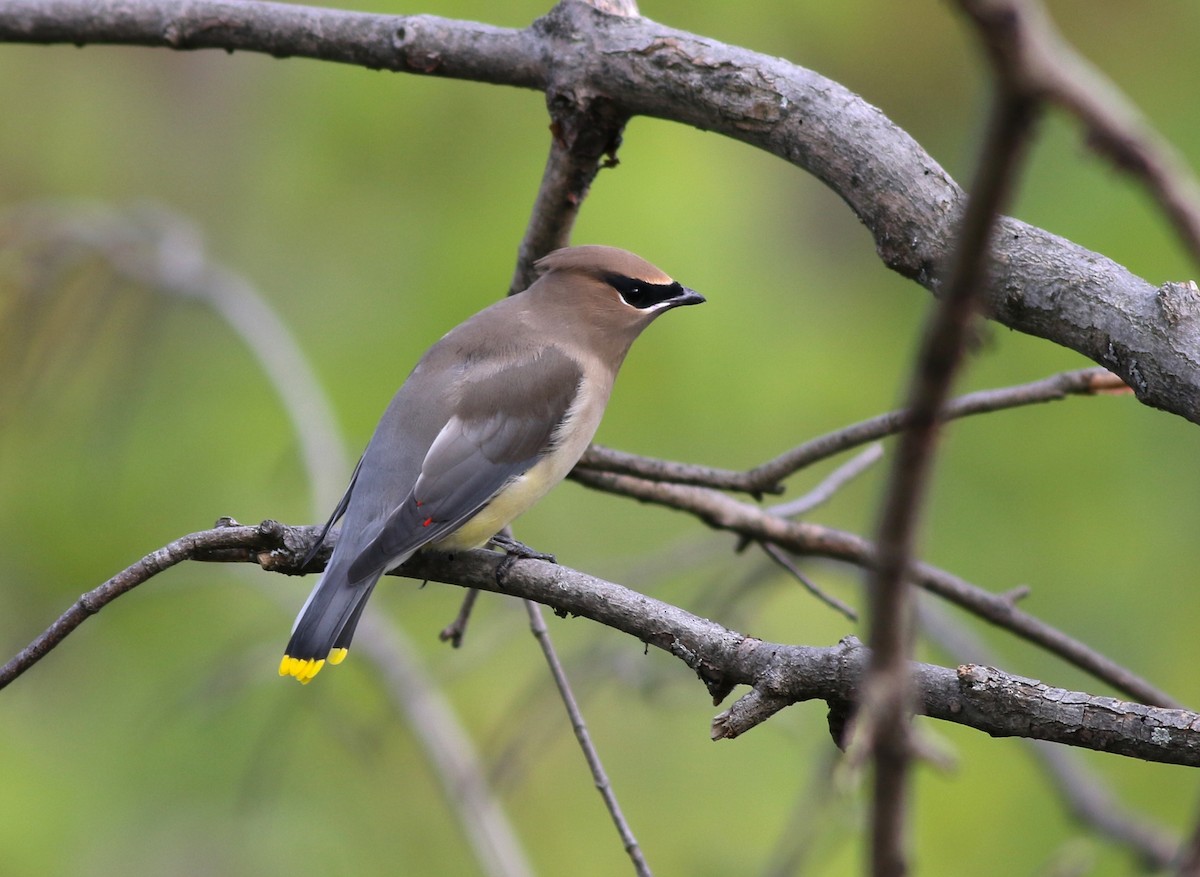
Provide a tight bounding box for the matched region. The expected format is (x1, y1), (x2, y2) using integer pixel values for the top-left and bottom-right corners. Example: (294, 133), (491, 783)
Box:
(279, 245), (705, 683)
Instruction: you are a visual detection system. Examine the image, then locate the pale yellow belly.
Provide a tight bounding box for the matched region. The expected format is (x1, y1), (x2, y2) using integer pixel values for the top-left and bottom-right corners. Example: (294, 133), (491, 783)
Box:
(434, 455), (568, 551)
(432, 367), (608, 551)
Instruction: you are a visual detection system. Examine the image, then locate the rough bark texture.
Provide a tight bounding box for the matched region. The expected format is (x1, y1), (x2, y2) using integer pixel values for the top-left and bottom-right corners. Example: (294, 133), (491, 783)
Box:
(2, 0), (1198, 421)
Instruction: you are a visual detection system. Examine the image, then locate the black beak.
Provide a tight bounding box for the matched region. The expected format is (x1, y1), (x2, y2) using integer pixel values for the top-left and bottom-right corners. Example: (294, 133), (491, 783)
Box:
(668, 287), (706, 308)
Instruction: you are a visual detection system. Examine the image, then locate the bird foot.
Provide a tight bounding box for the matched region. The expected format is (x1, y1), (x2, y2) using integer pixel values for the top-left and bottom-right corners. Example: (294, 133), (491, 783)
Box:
(490, 534), (556, 585)
(489, 533), (557, 563)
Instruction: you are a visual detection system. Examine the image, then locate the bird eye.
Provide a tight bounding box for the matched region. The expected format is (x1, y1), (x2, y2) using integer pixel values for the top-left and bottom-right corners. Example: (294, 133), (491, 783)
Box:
(602, 273), (683, 310)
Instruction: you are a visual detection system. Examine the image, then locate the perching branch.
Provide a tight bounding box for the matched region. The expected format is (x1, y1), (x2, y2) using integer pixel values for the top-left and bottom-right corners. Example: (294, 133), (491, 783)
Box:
(6, 521), (1198, 766)
(0, 519), (311, 691)
(2, 0), (1198, 424)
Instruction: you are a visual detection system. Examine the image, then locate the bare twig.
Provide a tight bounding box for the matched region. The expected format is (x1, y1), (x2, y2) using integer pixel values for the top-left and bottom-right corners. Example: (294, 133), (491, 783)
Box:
(578, 444), (784, 496)
(739, 368), (1125, 492)
(749, 443), (879, 621)
(578, 368), (1125, 495)
(760, 543), (858, 623)
(355, 611), (536, 877)
(768, 443), (884, 519)
(439, 588), (483, 647)
(524, 599), (652, 877)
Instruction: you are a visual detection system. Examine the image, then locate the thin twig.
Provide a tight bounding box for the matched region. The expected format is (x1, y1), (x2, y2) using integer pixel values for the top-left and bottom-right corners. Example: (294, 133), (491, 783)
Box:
(743, 368), (1125, 491)
(439, 588), (483, 647)
(768, 443), (884, 519)
(577, 368), (1125, 495)
(524, 599), (652, 877)
(761, 543), (858, 623)
(578, 445), (785, 495)
(741, 443), (882, 607)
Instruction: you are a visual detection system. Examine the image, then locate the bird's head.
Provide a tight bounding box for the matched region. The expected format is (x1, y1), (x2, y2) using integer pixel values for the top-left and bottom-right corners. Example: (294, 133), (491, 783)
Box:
(529, 245), (704, 350)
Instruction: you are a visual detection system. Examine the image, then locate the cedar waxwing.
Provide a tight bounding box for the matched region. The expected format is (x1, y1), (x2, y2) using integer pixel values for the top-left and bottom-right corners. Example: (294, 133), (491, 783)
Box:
(280, 245), (704, 683)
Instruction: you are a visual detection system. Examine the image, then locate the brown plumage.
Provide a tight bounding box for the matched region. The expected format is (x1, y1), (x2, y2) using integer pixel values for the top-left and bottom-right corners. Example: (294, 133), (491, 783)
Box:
(280, 245), (704, 683)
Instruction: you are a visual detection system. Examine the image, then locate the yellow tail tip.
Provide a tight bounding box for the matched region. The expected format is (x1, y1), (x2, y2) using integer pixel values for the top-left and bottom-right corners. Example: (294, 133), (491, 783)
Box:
(278, 649), (349, 683)
(278, 655), (325, 684)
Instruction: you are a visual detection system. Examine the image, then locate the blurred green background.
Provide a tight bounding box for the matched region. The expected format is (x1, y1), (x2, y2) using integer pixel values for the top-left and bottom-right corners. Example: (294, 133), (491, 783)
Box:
(2, 1), (1200, 874)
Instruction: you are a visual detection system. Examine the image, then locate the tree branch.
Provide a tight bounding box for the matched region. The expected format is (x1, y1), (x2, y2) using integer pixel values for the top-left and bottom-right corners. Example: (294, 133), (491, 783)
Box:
(959, 0), (1200, 263)
(3, 0), (1198, 422)
(525, 600), (652, 877)
(568, 469), (1182, 710)
(577, 368), (1127, 495)
(0, 519), (311, 691)
(861, 79), (1038, 874)
(4, 521), (1198, 768)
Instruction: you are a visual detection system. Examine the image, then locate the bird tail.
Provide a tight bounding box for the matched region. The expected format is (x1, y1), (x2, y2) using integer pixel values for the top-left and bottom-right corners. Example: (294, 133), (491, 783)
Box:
(279, 557), (384, 684)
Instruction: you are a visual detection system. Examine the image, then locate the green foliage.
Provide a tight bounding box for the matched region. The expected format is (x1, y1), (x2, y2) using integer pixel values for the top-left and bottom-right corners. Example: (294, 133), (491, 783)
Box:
(2, 2), (1200, 875)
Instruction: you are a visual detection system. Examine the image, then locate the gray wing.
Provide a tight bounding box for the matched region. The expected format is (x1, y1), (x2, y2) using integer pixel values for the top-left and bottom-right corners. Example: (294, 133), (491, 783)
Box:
(347, 348), (582, 581)
(301, 454), (364, 568)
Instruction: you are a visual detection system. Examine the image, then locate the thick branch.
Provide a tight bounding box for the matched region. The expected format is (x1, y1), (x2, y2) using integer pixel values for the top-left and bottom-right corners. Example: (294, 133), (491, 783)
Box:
(4, 522), (1198, 767)
(0, 0), (541, 84)
(3, 0), (1198, 421)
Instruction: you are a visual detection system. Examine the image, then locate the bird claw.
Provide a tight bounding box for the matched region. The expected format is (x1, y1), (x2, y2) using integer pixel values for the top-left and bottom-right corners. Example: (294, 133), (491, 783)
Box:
(489, 533), (556, 564)
(490, 534), (556, 585)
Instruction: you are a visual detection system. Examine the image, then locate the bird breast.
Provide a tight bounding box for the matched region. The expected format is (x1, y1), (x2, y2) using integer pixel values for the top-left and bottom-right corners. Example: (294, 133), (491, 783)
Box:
(433, 352), (612, 551)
